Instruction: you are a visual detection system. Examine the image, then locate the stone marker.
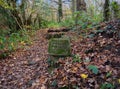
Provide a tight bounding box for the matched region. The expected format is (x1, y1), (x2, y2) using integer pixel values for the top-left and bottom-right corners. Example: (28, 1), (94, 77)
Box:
(48, 38), (71, 56)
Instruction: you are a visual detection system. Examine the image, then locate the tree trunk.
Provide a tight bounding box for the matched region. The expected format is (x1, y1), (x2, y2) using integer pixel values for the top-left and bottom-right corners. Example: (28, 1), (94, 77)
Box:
(11, 10), (23, 30)
(71, 0), (76, 15)
(75, 0), (86, 25)
(76, 0), (86, 11)
(103, 0), (110, 21)
(75, 0), (86, 34)
(58, 0), (63, 22)
(20, 0), (26, 25)
(8, 0), (23, 30)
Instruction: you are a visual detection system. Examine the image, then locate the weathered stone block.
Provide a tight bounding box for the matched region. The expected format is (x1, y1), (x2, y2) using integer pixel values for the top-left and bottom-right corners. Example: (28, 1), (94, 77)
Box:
(48, 38), (71, 56)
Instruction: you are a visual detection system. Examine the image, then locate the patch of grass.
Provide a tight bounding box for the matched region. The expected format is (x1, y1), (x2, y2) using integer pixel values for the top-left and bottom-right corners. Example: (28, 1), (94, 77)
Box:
(47, 21), (60, 28)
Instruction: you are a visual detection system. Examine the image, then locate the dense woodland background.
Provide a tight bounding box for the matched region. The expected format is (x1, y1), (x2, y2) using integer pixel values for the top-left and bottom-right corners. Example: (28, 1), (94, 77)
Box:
(0, 0), (120, 89)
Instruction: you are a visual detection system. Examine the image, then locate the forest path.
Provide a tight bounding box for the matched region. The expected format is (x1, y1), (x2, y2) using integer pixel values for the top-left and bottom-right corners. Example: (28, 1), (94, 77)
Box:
(0, 22), (120, 89)
(0, 29), (50, 89)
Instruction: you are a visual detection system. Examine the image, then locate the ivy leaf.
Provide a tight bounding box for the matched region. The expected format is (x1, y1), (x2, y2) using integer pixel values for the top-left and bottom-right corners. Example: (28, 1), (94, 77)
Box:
(72, 54), (82, 63)
(51, 80), (57, 87)
(100, 83), (106, 89)
(106, 83), (114, 88)
(100, 83), (114, 89)
(88, 65), (99, 74)
(106, 71), (112, 77)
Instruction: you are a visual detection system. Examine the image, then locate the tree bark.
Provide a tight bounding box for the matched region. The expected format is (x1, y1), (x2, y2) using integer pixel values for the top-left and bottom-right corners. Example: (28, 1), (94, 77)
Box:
(76, 0), (86, 11)
(58, 0), (63, 22)
(71, 0), (76, 15)
(103, 0), (110, 21)
(8, 0), (23, 30)
(75, 0), (86, 25)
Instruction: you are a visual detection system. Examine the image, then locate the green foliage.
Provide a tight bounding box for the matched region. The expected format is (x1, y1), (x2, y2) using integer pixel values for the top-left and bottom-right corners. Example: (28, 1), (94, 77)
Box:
(0, 0), (51, 31)
(88, 65), (99, 74)
(0, 52), (9, 59)
(51, 80), (58, 87)
(0, 7), (15, 30)
(100, 83), (114, 89)
(57, 10), (103, 35)
(87, 34), (95, 38)
(47, 21), (60, 28)
(106, 71), (112, 78)
(60, 17), (74, 27)
(47, 9), (103, 31)
(72, 54), (82, 63)
(0, 0), (12, 9)
(47, 57), (56, 67)
(0, 29), (32, 58)
(111, 1), (120, 18)
(46, 8), (103, 30)
(45, 17), (74, 28)
(0, 36), (6, 49)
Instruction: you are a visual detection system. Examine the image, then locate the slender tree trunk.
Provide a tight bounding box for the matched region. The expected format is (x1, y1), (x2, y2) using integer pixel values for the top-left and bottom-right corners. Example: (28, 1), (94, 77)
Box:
(103, 0), (110, 21)
(75, 0), (86, 34)
(72, 0), (76, 16)
(20, 0), (26, 25)
(58, 0), (63, 22)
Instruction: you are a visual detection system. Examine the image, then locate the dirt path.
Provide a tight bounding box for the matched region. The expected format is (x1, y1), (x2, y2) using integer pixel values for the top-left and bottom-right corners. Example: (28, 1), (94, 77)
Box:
(0, 30), (49, 89)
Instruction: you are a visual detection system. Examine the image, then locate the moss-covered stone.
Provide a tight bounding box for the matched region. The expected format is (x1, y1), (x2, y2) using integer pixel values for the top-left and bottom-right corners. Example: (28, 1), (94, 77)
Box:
(48, 38), (71, 56)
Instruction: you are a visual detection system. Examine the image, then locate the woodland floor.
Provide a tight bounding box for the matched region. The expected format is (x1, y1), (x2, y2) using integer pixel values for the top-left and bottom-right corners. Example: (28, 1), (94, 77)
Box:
(0, 19), (120, 89)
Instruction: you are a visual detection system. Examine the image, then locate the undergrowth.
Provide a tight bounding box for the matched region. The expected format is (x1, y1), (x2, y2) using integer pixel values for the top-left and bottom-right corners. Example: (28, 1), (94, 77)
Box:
(0, 29), (34, 59)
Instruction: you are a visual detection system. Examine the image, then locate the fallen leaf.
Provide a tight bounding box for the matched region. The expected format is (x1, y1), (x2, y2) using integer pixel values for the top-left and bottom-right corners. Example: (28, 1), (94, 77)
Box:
(80, 74), (88, 79)
(41, 85), (46, 89)
(118, 79), (120, 84)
